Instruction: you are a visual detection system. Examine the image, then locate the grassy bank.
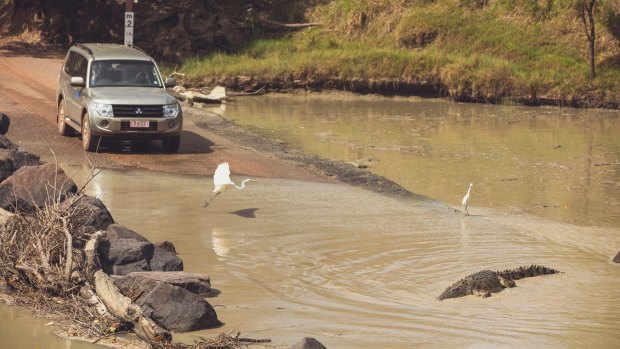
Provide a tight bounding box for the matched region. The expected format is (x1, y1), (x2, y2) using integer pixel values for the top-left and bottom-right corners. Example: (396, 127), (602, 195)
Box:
(180, 0), (620, 108)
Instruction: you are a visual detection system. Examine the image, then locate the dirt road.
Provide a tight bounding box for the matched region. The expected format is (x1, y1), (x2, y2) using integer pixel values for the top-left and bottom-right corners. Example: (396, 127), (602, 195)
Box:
(0, 41), (327, 181)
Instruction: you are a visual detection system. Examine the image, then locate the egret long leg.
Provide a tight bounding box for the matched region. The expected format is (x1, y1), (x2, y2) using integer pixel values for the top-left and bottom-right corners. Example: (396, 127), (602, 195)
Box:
(203, 192), (220, 208)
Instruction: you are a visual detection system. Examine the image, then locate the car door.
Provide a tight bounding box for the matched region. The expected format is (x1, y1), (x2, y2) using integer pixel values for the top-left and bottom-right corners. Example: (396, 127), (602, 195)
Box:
(58, 51), (76, 119)
(65, 53), (88, 123)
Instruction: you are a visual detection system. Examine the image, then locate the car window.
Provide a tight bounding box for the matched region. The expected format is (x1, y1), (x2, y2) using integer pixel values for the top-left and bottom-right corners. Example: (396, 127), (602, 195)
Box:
(89, 60), (162, 88)
(73, 54), (88, 80)
(64, 52), (77, 75)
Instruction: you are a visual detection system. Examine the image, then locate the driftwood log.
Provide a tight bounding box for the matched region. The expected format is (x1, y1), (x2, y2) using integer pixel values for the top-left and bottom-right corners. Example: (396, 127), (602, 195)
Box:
(173, 87), (227, 105)
(257, 15), (322, 29)
(84, 230), (107, 276)
(94, 270), (171, 343)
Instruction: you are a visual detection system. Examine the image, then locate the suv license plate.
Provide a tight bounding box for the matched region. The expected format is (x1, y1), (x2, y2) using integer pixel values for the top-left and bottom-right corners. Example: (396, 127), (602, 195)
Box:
(130, 120), (150, 128)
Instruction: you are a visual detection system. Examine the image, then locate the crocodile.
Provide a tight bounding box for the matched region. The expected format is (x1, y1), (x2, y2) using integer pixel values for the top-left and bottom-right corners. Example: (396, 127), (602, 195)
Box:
(437, 265), (561, 300)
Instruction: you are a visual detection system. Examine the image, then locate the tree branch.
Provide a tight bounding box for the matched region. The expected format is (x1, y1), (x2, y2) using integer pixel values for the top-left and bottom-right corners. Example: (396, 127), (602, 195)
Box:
(15, 264), (46, 285)
(60, 216), (73, 282)
(94, 270), (171, 344)
(257, 15), (322, 29)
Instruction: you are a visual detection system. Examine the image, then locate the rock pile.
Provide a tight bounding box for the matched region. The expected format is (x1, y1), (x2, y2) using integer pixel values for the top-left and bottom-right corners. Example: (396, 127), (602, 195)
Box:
(0, 113), (219, 336)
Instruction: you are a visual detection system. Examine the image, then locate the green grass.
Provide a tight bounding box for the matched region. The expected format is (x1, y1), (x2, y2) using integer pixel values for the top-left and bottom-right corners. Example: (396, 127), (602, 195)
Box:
(182, 38), (441, 79)
(178, 0), (620, 105)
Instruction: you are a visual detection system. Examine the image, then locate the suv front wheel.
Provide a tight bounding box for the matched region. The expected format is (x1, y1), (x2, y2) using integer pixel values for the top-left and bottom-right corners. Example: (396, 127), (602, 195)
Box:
(81, 113), (100, 152)
(57, 100), (73, 136)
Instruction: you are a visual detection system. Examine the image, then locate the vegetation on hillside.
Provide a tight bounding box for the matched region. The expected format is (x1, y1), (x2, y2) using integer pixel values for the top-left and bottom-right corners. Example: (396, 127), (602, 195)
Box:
(0, 0), (319, 61)
(181, 0), (620, 107)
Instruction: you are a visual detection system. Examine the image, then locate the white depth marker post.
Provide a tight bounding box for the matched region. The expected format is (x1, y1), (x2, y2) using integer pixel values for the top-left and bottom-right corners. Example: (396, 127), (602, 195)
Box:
(124, 0), (135, 46)
(124, 11), (134, 46)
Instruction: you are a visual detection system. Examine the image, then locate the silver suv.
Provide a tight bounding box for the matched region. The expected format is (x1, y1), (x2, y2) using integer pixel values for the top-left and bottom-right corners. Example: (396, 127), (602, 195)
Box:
(56, 43), (182, 152)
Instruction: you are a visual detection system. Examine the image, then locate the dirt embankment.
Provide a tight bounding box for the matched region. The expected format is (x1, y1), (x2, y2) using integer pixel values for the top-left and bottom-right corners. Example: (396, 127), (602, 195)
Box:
(186, 73), (620, 110)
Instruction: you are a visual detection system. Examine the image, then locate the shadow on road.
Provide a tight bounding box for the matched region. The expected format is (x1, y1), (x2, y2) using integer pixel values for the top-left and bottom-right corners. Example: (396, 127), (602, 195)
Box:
(0, 41), (65, 59)
(80, 130), (215, 154)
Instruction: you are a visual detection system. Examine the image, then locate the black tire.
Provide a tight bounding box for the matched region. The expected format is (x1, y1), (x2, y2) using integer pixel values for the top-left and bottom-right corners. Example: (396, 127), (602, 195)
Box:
(81, 113), (100, 152)
(162, 135), (181, 153)
(57, 100), (73, 136)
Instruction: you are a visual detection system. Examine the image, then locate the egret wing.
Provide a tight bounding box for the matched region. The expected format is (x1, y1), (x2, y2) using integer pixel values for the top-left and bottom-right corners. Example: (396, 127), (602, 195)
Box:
(214, 162), (231, 187)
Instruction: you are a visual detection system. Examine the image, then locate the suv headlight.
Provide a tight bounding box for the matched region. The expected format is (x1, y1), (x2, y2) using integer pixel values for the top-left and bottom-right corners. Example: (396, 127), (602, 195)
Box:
(163, 103), (179, 118)
(92, 102), (114, 117)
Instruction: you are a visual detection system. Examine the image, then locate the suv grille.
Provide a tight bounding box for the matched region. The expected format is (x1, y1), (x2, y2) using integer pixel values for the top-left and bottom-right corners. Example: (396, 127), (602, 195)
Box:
(112, 105), (164, 118)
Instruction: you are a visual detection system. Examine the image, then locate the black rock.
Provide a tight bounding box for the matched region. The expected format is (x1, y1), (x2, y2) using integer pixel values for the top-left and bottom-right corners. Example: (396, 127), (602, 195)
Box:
(289, 337), (327, 349)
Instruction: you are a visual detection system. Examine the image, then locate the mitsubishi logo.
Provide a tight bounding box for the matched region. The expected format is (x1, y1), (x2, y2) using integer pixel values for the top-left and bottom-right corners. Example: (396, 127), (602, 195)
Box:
(135, 107), (143, 114)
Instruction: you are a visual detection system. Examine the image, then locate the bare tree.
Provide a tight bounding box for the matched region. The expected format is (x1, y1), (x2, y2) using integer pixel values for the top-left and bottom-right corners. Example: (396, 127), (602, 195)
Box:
(576, 0), (597, 78)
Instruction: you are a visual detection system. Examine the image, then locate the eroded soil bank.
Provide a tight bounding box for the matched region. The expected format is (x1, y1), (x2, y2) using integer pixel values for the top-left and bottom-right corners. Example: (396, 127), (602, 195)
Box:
(186, 74), (620, 110)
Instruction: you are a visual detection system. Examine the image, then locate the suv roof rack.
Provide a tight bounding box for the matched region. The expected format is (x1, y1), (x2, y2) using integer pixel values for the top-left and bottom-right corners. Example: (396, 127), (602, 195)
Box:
(75, 43), (95, 59)
(131, 45), (147, 55)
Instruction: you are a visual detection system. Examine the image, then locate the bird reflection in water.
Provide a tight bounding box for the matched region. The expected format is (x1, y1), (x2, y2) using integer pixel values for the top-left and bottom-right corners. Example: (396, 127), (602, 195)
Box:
(211, 228), (231, 258)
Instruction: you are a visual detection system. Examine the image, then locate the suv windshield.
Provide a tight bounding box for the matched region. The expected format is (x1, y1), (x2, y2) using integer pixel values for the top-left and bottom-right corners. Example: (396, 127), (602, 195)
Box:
(89, 60), (162, 88)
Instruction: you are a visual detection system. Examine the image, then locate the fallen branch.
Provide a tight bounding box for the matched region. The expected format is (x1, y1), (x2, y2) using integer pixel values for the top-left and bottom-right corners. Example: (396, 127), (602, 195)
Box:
(227, 86), (266, 97)
(178, 87), (227, 104)
(84, 230), (106, 276)
(168, 64), (185, 79)
(15, 264), (46, 285)
(60, 216), (72, 282)
(94, 270), (171, 343)
(239, 337), (271, 343)
(80, 286), (114, 320)
(257, 15), (322, 28)
(35, 233), (50, 270)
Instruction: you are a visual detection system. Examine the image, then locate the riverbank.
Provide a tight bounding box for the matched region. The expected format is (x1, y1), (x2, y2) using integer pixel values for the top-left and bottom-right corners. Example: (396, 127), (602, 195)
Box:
(178, 1), (620, 109)
(2, 2), (619, 109)
(185, 74), (620, 109)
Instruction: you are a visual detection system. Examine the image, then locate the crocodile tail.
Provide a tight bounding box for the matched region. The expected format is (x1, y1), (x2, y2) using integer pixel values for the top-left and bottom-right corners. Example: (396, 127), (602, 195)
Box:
(495, 265), (561, 281)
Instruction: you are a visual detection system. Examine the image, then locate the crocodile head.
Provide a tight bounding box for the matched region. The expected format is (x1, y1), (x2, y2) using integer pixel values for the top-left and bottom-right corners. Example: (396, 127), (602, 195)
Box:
(437, 283), (466, 300)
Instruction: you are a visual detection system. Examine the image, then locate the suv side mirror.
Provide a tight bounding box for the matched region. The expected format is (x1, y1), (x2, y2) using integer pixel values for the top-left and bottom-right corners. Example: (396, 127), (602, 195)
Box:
(164, 77), (176, 88)
(70, 76), (85, 87)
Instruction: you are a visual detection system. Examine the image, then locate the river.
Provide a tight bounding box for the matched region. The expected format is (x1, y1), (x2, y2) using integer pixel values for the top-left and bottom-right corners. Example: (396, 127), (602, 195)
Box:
(220, 94), (620, 228)
(3, 95), (620, 348)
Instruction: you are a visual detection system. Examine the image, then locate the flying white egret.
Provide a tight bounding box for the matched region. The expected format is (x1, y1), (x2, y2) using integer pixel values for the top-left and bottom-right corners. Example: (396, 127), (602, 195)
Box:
(462, 183), (473, 216)
(203, 162), (255, 208)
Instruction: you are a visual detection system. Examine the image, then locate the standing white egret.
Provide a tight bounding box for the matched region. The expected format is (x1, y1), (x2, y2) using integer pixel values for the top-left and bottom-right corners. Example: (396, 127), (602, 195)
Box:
(462, 183), (473, 216)
(203, 162), (255, 208)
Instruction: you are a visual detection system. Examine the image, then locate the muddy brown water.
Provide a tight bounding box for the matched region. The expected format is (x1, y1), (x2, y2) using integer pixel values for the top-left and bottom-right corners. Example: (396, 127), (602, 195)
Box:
(24, 165), (618, 349)
(220, 94), (620, 228)
(3, 96), (620, 348)
(0, 301), (100, 348)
